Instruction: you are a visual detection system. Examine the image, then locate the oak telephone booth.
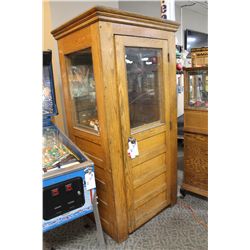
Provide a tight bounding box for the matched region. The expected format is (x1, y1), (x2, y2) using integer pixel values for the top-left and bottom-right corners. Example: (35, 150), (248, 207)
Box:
(52, 6), (179, 242)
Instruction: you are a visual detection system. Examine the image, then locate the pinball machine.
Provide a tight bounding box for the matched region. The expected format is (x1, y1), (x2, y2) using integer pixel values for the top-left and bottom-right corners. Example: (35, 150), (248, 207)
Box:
(42, 51), (104, 246)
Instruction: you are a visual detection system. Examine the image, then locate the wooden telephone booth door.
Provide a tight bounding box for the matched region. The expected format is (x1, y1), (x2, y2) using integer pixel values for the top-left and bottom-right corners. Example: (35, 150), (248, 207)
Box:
(115, 36), (172, 232)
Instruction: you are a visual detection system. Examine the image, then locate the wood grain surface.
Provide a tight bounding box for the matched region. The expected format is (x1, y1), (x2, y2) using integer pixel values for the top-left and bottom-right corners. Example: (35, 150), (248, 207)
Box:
(52, 6), (179, 242)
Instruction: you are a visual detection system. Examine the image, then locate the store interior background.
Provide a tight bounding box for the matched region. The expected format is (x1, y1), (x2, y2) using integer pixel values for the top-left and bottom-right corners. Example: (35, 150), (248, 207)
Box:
(43, 0), (208, 134)
(1, 1), (249, 249)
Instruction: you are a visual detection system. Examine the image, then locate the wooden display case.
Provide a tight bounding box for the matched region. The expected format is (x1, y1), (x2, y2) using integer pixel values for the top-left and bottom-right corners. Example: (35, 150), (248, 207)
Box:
(52, 6), (179, 242)
(181, 66), (208, 197)
(191, 47), (208, 67)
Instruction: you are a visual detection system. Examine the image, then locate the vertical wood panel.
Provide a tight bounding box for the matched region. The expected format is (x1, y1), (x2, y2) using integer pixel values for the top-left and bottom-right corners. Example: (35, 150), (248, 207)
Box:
(90, 22), (117, 238)
(167, 34), (177, 205)
(99, 21), (129, 242)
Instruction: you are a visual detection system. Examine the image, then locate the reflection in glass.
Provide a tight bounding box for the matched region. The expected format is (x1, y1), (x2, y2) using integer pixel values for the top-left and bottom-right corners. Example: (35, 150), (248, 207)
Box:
(188, 69), (208, 108)
(66, 48), (99, 132)
(43, 65), (54, 115)
(125, 47), (163, 129)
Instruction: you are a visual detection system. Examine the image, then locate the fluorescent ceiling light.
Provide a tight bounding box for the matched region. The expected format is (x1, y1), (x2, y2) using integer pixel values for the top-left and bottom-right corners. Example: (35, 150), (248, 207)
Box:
(126, 59), (133, 64)
(146, 61), (152, 65)
(187, 37), (196, 42)
(141, 57), (149, 61)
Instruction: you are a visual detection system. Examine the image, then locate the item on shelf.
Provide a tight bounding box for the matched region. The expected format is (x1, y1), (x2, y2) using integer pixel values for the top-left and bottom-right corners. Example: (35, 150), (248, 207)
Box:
(66, 49), (99, 132)
(191, 47), (208, 67)
(43, 68), (55, 115)
(176, 62), (183, 71)
(89, 119), (99, 132)
(187, 69), (208, 109)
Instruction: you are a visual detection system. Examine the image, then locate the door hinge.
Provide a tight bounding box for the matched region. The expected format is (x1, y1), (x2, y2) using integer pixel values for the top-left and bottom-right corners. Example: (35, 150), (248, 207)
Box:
(168, 53), (170, 62)
(170, 121), (172, 130)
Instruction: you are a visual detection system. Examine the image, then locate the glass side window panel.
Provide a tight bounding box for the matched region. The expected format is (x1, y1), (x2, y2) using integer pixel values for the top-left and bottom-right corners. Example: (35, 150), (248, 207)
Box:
(125, 47), (163, 129)
(43, 65), (54, 115)
(188, 69), (208, 109)
(66, 48), (99, 133)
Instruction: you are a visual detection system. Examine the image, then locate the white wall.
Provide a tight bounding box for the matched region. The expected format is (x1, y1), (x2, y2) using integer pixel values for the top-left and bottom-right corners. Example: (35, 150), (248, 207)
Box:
(119, 1), (161, 18)
(43, 1), (65, 131)
(175, 4), (208, 46)
(119, 1), (208, 47)
(50, 1), (119, 29)
(44, 1), (119, 133)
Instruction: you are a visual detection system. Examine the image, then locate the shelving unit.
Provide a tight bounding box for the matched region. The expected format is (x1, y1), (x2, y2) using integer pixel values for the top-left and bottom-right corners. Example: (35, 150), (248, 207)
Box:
(181, 66), (208, 198)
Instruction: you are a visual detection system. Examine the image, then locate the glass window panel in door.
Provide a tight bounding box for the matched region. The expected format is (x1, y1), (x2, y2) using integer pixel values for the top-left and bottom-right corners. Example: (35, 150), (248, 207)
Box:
(125, 47), (164, 129)
(66, 48), (99, 133)
(188, 69), (208, 109)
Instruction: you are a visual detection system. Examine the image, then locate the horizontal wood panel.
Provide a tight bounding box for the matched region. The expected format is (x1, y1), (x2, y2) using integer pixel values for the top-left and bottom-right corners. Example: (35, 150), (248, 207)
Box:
(98, 198), (111, 222)
(184, 109), (208, 134)
(137, 132), (166, 154)
(93, 165), (110, 206)
(135, 190), (168, 221)
(100, 217), (110, 229)
(94, 165), (106, 183)
(95, 180), (108, 202)
(112, 23), (172, 40)
(182, 183), (208, 197)
(135, 200), (169, 229)
(134, 173), (167, 208)
(59, 26), (91, 54)
(133, 165), (166, 189)
(133, 123), (166, 141)
(133, 153), (165, 172)
(85, 153), (105, 169)
(75, 136), (105, 159)
(100, 217), (111, 236)
(134, 183), (167, 209)
(72, 128), (101, 145)
(131, 145), (166, 167)
(133, 153), (166, 189)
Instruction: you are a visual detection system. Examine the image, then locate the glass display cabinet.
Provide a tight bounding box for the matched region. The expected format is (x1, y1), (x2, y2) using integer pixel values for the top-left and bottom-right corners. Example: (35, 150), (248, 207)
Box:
(52, 6), (179, 242)
(186, 67), (208, 109)
(181, 66), (208, 198)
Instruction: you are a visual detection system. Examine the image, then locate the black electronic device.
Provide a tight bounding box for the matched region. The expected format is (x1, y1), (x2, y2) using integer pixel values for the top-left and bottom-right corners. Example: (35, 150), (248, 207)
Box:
(43, 177), (85, 220)
(184, 29), (208, 52)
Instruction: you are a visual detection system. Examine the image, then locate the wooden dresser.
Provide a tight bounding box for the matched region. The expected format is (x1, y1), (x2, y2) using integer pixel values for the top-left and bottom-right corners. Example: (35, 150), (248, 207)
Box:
(181, 66), (208, 197)
(52, 6), (179, 242)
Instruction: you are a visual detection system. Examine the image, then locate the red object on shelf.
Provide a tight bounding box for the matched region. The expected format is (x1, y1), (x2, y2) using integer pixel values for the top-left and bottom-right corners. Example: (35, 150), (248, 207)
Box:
(194, 101), (202, 107)
(176, 63), (182, 70)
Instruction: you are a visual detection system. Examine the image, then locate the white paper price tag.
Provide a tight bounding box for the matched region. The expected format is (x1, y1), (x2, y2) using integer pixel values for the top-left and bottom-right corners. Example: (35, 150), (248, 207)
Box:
(85, 171), (96, 190)
(127, 140), (139, 159)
